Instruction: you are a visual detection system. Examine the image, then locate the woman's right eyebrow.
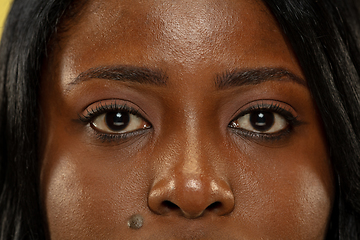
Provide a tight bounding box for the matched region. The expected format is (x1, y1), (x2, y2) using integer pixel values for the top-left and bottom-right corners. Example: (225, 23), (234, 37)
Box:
(69, 65), (168, 87)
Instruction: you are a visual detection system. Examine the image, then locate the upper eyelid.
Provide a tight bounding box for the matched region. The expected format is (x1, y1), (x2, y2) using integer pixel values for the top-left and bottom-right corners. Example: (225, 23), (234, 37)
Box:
(82, 98), (150, 117)
(79, 100), (149, 123)
(86, 103), (139, 116)
(238, 104), (293, 117)
(230, 100), (297, 121)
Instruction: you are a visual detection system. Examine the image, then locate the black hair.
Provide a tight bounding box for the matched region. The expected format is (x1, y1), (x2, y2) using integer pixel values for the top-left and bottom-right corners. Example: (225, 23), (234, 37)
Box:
(263, 1), (360, 238)
(0, 1), (74, 238)
(1, 0), (360, 239)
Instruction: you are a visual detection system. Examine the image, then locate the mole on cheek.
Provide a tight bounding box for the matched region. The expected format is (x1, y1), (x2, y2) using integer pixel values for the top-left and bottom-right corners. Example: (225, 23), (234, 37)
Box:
(127, 214), (144, 230)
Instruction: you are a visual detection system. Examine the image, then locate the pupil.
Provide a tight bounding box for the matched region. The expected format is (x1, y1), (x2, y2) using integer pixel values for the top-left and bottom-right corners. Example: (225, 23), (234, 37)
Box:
(105, 111), (130, 131)
(250, 111), (274, 131)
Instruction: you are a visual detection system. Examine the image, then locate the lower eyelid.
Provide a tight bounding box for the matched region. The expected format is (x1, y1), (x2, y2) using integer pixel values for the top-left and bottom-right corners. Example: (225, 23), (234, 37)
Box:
(90, 127), (152, 144)
(230, 126), (292, 144)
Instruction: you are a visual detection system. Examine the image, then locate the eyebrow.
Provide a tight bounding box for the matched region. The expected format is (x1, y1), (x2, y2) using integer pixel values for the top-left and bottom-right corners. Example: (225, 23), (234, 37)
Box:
(69, 65), (167, 86)
(215, 68), (306, 89)
(69, 66), (306, 89)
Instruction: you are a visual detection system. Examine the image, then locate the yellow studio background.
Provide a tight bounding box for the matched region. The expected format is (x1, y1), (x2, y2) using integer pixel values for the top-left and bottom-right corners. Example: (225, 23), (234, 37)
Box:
(0, 0), (12, 39)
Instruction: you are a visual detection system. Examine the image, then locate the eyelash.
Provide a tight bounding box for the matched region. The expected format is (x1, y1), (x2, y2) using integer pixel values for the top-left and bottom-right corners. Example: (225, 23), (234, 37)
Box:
(228, 102), (302, 141)
(79, 101), (301, 143)
(79, 102), (150, 142)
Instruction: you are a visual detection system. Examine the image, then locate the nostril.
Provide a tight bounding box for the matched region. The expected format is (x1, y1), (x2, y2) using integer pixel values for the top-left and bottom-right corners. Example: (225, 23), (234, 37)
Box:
(206, 201), (223, 212)
(161, 200), (180, 211)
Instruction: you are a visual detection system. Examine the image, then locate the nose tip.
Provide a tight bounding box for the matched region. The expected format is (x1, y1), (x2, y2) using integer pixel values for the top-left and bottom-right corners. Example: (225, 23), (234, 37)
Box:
(148, 177), (235, 218)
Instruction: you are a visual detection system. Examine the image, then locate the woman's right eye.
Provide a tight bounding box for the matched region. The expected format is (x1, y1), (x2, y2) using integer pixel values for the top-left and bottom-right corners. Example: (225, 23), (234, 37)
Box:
(91, 110), (150, 134)
(79, 100), (152, 140)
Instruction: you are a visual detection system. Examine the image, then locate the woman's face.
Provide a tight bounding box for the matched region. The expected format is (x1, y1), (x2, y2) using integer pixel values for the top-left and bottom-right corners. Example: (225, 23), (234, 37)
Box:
(40, 0), (334, 239)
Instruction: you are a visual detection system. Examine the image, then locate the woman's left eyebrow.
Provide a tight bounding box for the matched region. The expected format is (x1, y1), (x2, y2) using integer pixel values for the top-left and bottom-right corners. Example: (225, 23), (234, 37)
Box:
(215, 68), (307, 89)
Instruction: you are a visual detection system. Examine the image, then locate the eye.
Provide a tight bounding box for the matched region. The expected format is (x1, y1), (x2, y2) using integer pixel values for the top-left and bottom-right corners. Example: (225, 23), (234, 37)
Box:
(78, 100), (152, 140)
(91, 110), (150, 134)
(230, 110), (288, 133)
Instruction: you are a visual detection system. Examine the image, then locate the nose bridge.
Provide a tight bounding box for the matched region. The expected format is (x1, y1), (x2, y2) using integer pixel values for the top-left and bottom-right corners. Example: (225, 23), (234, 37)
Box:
(175, 105), (216, 184)
(182, 108), (203, 177)
(148, 107), (235, 218)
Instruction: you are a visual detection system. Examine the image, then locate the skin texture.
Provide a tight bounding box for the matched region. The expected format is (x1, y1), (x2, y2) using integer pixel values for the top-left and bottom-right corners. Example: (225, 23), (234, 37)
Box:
(40, 0), (334, 239)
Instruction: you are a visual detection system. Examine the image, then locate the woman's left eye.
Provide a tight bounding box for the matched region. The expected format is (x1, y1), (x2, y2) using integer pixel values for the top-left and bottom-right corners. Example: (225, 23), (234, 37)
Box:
(91, 110), (150, 134)
(230, 110), (288, 133)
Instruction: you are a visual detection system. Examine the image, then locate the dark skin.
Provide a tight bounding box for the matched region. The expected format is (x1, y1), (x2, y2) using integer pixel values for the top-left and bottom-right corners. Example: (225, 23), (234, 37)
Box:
(40, 0), (334, 239)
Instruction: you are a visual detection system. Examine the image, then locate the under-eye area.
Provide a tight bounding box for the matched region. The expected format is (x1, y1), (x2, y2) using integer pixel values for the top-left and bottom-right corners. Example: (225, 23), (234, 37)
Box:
(78, 99), (152, 142)
(228, 99), (303, 142)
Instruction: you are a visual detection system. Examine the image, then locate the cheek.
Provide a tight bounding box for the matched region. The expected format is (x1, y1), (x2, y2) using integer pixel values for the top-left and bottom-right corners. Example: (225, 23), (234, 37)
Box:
(228, 127), (333, 239)
(41, 136), (149, 239)
(40, 119), (333, 240)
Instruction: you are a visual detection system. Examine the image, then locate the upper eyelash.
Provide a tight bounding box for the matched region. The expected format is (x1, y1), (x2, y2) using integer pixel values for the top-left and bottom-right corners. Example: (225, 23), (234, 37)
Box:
(78, 102), (141, 123)
(78, 102), (150, 143)
(231, 102), (299, 124)
(228, 102), (303, 141)
(79, 101), (300, 143)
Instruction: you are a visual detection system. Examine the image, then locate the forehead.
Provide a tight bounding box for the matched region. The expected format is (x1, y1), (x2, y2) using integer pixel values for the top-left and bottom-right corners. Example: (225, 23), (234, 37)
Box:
(53, 0), (301, 85)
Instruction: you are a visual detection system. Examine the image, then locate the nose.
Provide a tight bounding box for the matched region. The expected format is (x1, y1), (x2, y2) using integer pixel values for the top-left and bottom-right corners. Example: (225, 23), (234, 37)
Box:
(148, 160), (235, 218)
(147, 104), (235, 219)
